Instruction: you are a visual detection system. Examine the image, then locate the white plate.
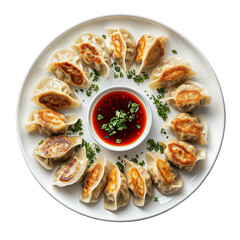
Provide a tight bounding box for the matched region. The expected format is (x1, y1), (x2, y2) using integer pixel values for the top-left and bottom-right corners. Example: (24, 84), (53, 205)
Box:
(17, 15), (225, 222)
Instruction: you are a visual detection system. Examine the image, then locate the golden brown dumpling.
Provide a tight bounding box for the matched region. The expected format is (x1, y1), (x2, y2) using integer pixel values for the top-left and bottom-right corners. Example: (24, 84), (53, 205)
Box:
(31, 77), (81, 110)
(124, 158), (154, 207)
(80, 153), (107, 203)
(136, 34), (167, 74)
(159, 139), (205, 172)
(146, 152), (183, 195)
(52, 146), (88, 187)
(149, 56), (196, 90)
(164, 80), (211, 112)
(26, 109), (78, 136)
(71, 33), (111, 78)
(33, 135), (82, 170)
(164, 113), (208, 145)
(106, 28), (136, 74)
(45, 48), (91, 88)
(104, 161), (130, 211)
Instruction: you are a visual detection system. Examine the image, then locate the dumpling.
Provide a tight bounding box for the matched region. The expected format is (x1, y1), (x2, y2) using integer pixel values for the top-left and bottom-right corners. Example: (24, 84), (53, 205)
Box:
(123, 158), (154, 207)
(71, 33), (111, 78)
(104, 161), (130, 211)
(52, 146), (88, 187)
(159, 139), (206, 172)
(31, 77), (81, 110)
(136, 34), (167, 74)
(164, 112), (208, 145)
(106, 28), (136, 74)
(45, 48), (91, 88)
(80, 153), (107, 203)
(146, 152), (183, 195)
(33, 135), (82, 170)
(149, 56), (196, 90)
(25, 109), (78, 136)
(164, 80), (212, 112)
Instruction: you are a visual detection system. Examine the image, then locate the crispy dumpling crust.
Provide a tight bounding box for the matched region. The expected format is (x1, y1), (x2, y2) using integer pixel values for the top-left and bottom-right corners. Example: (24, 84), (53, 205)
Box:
(106, 28), (136, 74)
(52, 146), (88, 187)
(159, 139), (206, 172)
(45, 48), (91, 88)
(164, 113), (208, 145)
(164, 80), (212, 112)
(33, 135), (82, 170)
(146, 152), (183, 195)
(31, 77), (81, 110)
(26, 109), (78, 136)
(80, 153), (107, 203)
(149, 56), (196, 90)
(104, 162), (130, 211)
(124, 158), (154, 207)
(71, 33), (111, 78)
(136, 34), (167, 74)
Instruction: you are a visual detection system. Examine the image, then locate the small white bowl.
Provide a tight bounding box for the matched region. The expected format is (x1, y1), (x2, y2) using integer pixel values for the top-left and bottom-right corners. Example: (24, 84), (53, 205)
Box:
(87, 85), (152, 152)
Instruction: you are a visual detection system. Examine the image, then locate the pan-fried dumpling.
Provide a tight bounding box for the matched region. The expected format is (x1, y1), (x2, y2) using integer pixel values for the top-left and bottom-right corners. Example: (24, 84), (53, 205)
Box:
(25, 109), (78, 136)
(71, 33), (111, 78)
(45, 48), (91, 88)
(106, 27), (136, 74)
(164, 80), (212, 112)
(123, 158), (154, 207)
(164, 112), (208, 145)
(33, 135), (82, 170)
(149, 56), (196, 90)
(159, 139), (206, 172)
(31, 77), (81, 110)
(146, 152), (183, 195)
(104, 161), (130, 211)
(80, 153), (107, 203)
(52, 146), (88, 187)
(136, 34), (167, 74)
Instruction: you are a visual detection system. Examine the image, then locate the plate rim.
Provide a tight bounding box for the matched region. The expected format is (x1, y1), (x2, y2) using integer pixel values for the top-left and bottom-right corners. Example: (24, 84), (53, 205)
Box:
(16, 14), (226, 222)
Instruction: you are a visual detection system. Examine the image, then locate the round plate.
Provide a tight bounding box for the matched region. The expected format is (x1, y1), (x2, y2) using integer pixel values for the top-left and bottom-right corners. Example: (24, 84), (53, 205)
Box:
(17, 15), (225, 222)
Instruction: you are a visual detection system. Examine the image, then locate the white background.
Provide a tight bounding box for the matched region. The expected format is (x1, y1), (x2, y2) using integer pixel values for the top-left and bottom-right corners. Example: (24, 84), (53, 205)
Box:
(1, 0), (239, 239)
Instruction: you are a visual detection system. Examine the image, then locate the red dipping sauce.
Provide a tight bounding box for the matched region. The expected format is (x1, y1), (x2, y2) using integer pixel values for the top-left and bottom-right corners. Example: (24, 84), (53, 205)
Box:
(92, 91), (147, 146)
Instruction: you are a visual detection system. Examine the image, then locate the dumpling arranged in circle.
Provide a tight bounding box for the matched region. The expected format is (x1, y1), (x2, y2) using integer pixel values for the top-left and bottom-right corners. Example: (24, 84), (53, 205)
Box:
(45, 48), (91, 88)
(52, 146), (88, 187)
(149, 56), (196, 90)
(71, 33), (111, 78)
(33, 135), (82, 170)
(31, 77), (81, 110)
(136, 34), (167, 74)
(26, 109), (78, 136)
(106, 27), (136, 74)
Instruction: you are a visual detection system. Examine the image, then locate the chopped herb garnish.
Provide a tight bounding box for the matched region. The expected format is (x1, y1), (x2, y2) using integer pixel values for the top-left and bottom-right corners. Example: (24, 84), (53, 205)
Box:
(120, 72), (124, 78)
(68, 118), (83, 135)
(75, 89), (78, 93)
(130, 157), (138, 163)
(161, 128), (166, 134)
(38, 140), (44, 145)
(129, 102), (139, 113)
(147, 139), (161, 152)
(102, 34), (107, 39)
(118, 156), (121, 160)
(111, 62), (117, 67)
(148, 88), (170, 121)
(97, 114), (104, 121)
(154, 197), (159, 202)
(172, 49), (178, 54)
(115, 66), (121, 72)
(139, 160), (145, 166)
(136, 124), (141, 129)
(113, 71), (119, 78)
(127, 69), (149, 84)
(86, 84), (99, 97)
(74, 139), (100, 168)
(160, 144), (164, 154)
(90, 69), (100, 82)
(116, 161), (125, 173)
(116, 139), (122, 144)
